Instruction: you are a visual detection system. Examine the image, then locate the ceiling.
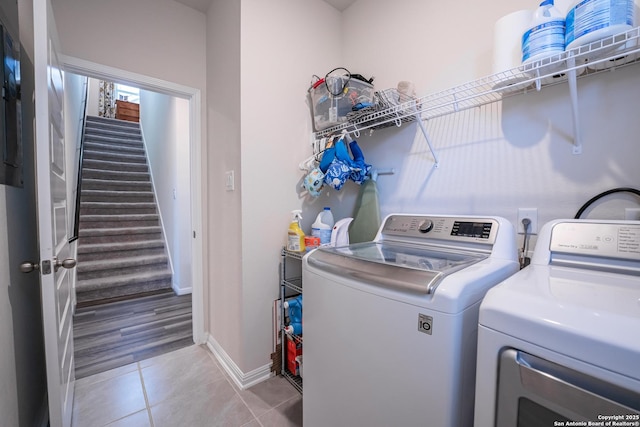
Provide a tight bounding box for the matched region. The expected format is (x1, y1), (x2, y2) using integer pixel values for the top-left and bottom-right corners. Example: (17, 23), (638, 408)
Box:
(173, 0), (356, 14)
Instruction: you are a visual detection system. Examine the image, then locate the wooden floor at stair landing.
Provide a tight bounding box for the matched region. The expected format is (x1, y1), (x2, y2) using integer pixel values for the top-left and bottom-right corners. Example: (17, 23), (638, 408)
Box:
(73, 291), (193, 379)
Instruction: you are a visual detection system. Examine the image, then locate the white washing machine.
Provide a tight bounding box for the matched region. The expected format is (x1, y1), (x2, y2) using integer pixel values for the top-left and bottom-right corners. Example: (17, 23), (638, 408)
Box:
(302, 214), (519, 427)
(474, 219), (640, 427)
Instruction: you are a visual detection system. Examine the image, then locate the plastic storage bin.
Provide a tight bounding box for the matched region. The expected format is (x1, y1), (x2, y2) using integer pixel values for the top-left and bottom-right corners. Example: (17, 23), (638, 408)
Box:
(310, 76), (375, 131)
(286, 338), (302, 376)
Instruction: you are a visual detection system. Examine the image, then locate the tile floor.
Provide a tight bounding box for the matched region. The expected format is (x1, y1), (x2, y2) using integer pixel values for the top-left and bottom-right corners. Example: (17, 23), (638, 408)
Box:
(72, 344), (302, 427)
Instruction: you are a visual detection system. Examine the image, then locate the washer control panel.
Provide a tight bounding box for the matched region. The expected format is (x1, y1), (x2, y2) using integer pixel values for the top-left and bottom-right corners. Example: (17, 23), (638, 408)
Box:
(381, 215), (499, 245)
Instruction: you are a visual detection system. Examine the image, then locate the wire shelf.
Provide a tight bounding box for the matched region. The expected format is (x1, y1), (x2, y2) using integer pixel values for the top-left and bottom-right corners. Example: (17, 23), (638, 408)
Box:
(283, 370), (303, 393)
(282, 248), (305, 260)
(283, 277), (302, 293)
(314, 26), (640, 139)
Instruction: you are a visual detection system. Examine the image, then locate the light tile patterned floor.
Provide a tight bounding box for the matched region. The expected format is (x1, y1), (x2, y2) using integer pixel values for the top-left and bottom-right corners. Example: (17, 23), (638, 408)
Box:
(72, 344), (302, 427)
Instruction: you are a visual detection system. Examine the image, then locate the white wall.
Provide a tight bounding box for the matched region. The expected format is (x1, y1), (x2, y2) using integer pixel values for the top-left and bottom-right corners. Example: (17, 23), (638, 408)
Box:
(239, 0), (343, 372)
(50, 0), (206, 94)
(140, 89), (192, 293)
(85, 77), (99, 117)
(330, 0), (640, 253)
(206, 0), (243, 372)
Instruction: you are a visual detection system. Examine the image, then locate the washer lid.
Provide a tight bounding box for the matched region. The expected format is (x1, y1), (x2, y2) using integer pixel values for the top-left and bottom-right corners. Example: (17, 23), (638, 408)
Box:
(307, 241), (487, 294)
(480, 264), (640, 380)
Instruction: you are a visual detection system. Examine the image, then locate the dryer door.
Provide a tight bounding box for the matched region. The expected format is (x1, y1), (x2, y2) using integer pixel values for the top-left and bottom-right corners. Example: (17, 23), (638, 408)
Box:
(496, 349), (640, 426)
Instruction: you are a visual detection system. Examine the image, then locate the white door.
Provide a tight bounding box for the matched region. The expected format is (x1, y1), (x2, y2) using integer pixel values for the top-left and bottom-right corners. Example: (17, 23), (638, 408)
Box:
(33, 0), (75, 425)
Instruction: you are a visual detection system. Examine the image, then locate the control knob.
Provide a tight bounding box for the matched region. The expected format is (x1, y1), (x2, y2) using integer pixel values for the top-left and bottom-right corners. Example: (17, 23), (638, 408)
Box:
(418, 220), (434, 233)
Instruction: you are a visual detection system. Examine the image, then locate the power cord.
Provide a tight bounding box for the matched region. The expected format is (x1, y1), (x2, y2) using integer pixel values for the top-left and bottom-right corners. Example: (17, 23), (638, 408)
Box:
(520, 218), (531, 269)
(574, 187), (640, 218)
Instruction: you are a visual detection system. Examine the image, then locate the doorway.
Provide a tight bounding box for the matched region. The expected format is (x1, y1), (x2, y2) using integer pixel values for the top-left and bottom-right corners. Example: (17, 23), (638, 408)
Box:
(62, 56), (205, 377)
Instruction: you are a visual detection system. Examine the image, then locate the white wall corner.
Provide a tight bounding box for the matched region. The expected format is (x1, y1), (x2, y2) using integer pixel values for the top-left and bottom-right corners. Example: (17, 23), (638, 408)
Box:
(206, 334), (272, 390)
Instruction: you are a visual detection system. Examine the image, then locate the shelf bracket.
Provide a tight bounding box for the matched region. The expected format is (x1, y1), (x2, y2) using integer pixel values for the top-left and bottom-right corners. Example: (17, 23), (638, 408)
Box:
(566, 55), (583, 155)
(416, 113), (440, 168)
(534, 67), (542, 91)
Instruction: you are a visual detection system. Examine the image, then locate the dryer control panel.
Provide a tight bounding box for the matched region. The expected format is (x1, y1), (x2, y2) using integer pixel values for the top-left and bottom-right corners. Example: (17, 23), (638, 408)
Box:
(550, 222), (640, 261)
(381, 215), (499, 245)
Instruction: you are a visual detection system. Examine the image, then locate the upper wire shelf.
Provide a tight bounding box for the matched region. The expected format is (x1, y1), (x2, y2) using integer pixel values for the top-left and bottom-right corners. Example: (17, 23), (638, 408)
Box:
(314, 26), (640, 140)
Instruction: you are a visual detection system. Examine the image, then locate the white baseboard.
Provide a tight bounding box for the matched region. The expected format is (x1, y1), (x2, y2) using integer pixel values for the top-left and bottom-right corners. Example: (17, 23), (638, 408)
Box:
(172, 284), (192, 295)
(206, 334), (272, 390)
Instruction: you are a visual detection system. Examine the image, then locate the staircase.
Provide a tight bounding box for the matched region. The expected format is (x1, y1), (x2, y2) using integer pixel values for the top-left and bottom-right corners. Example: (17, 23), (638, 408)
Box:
(75, 116), (172, 306)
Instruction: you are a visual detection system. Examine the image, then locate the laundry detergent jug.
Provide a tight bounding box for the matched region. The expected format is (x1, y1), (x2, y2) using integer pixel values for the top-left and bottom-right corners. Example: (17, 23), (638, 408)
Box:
(311, 207), (334, 246)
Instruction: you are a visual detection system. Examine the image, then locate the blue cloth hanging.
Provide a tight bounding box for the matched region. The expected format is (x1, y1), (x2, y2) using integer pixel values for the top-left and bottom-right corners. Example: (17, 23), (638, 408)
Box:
(322, 138), (371, 191)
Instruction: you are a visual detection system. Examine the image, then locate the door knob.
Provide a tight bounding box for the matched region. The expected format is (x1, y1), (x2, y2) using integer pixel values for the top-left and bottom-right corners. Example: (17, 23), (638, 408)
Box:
(54, 257), (77, 272)
(20, 258), (77, 273)
(20, 262), (40, 273)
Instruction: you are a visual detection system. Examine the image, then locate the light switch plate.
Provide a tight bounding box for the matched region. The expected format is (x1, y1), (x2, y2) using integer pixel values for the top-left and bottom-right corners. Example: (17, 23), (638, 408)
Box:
(225, 170), (235, 191)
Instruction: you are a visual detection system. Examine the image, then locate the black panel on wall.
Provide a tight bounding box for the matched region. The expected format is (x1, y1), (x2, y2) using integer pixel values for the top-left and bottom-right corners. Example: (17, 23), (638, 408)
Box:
(0, 19), (22, 188)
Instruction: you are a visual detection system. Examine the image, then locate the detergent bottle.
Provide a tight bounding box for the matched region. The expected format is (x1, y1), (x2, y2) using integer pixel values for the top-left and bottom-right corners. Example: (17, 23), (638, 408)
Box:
(521, 0), (565, 64)
(287, 210), (305, 252)
(311, 207), (334, 246)
(284, 295), (303, 335)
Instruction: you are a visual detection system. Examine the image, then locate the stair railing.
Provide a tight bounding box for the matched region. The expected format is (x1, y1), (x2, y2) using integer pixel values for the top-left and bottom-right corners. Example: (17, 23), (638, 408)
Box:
(69, 77), (90, 243)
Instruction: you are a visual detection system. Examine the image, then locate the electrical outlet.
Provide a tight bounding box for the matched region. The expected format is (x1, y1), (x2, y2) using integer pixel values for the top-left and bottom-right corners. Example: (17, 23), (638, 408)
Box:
(517, 208), (538, 234)
(625, 208), (640, 220)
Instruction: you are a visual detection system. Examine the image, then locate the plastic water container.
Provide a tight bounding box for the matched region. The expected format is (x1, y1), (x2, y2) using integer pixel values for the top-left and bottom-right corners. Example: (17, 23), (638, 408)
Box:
(284, 295), (303, 335)
(522, 0), (566, 64)
(565, 0), (635, 51)
(311, 207), (334, 245)
(284, 295), (302, 325)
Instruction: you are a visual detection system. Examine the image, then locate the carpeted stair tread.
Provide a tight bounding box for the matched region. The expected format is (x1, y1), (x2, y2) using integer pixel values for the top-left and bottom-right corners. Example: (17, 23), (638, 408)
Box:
(77, 231), (163, 245)
(79, 225), (162, 237)
(82, 158), (149, 173)
(81, 213), (158, 221)
(79, 218), (159, 230)
(84, 139), (144, 151)
(78, 239), (166, 255)
(85, 119), (142, 131)
(83, 135), (144, 148)
(81, 178), (153, 192)
(84, 130), (142, 141)
(81, 168), (151, 182)
(83, 149), (146, 163)
(84, 125), (141, 134)
(77, 254), (168, 272)
(75, 270), (172, 293)
(77, 241), (167, 261)
(80, 190), (154, 203)
(80, 202), (157, 216)
(76, 254), (169, 280)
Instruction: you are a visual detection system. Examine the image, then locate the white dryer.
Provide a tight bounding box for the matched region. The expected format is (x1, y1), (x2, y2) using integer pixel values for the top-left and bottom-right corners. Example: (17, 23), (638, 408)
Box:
(302, 214), (519, 427)
(475, 219), (640, 427)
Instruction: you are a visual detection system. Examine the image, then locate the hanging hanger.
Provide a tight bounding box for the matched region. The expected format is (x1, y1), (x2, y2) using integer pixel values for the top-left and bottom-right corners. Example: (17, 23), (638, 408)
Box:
(314, 134), (340, 161)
